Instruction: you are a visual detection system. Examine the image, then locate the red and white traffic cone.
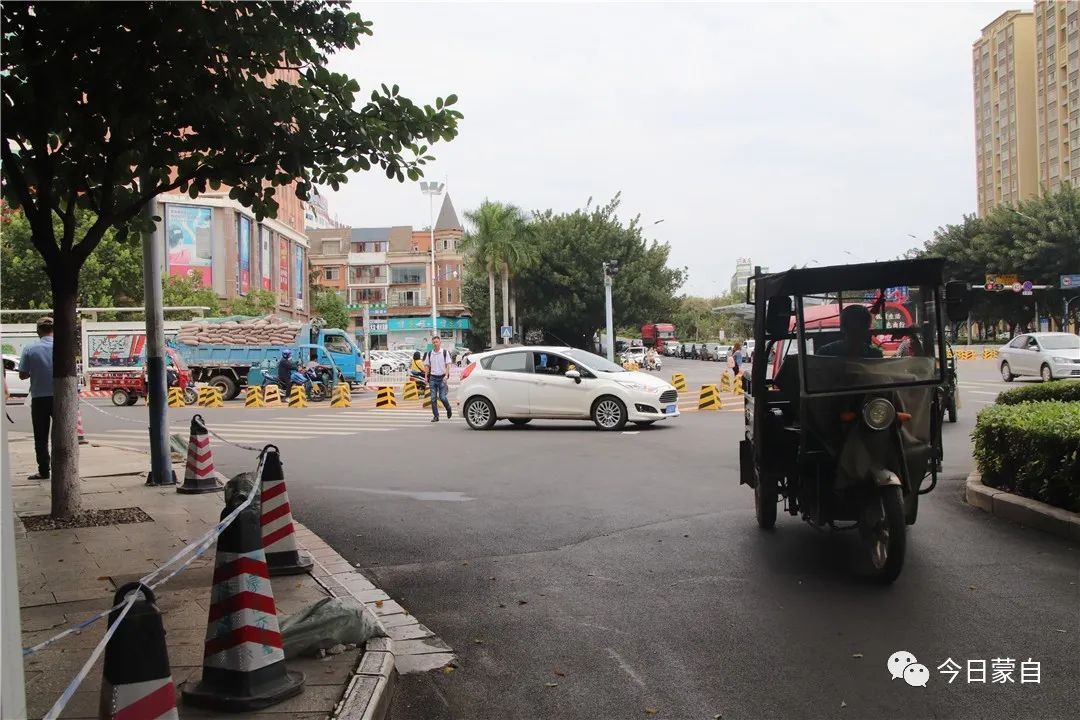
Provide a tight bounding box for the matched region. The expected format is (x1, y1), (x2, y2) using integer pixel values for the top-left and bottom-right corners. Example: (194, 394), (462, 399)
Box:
(176, 414), (225, 494)
(77, 406), (87, 445)
(99, 582), (179, 720)
(260, 447), (313, 576)
(181, 467), (305, 712)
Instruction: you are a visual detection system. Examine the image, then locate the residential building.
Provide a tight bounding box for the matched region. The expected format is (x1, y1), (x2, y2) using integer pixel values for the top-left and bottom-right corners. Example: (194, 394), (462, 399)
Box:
(307, 194), (469, 350)
(1035, 0), (1080, 193)
(730, 258), (767, 297)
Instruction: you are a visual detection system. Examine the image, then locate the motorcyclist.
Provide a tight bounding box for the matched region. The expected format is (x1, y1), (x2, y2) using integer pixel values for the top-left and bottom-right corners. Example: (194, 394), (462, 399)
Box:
(818, 305), (884, 359)
(409, 351), (427, 389)
(277, 349), (313, 398)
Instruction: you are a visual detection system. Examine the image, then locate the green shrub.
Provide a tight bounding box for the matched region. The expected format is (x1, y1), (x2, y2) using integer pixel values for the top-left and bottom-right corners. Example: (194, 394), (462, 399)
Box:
(972, 401), (1080, 513)
(995, 381), (1080, 405)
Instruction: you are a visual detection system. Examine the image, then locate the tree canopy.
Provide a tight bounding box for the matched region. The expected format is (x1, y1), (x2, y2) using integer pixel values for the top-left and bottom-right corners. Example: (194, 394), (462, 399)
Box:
(463, 195), (685, 349)
(311, 285), (351, 331)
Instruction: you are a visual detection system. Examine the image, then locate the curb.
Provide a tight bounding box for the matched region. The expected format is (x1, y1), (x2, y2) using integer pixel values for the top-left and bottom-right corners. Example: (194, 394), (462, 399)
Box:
(965, 474), (1080, 542)
(294, 521), (399, 720)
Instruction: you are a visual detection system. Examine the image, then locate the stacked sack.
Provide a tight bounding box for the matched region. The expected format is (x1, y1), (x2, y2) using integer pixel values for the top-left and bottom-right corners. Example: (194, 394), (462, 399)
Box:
(175, 316), (301, 346)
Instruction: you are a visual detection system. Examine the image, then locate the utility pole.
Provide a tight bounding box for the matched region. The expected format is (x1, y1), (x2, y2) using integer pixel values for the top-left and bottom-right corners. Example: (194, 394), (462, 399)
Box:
(420, 182), (445, 343)
(603, 260), (618, 362)
(362, 303), (372, 379)
(141, 181), (174, 486)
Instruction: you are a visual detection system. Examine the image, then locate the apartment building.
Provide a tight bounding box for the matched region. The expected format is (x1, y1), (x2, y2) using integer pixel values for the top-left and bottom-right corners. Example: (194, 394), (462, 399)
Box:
(308, 194), (469, 350)
(973, 10), (1039, 216)
(1035, 0), (1080, 192)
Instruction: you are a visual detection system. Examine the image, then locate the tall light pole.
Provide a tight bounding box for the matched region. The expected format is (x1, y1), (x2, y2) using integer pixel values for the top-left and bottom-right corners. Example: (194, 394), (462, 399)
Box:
(420, 181), (444, 343)
(603, 260), (618, 361)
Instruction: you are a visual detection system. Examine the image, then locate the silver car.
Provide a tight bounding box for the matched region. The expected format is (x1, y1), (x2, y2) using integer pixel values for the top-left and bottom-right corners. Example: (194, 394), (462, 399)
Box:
(998, 332), (1080, 382)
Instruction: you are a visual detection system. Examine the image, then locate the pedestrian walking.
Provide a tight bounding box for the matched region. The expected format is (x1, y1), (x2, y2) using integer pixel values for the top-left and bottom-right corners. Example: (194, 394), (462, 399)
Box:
(729, 341), (744, 371)
(20, 316), (55, 480)
(424, 335), (453, 422)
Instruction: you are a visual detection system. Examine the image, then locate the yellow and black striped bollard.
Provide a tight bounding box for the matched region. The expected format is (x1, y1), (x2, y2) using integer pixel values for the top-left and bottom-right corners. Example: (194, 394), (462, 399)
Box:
(376, 386), (398, 409)
(671, 373), (686, 393)
(288, 384), (308, 408)
(698, 384), (722, 411)
(245, 386), (265, 408)
(331, 383), (352, 408)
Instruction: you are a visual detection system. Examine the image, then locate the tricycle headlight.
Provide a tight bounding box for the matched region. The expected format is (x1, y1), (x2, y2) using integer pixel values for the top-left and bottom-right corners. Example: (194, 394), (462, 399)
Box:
(862, 398), (895, 430)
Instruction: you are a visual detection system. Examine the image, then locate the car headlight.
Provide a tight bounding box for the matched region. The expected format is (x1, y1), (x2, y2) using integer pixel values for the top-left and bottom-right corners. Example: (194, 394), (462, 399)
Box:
(616, 380), (651, 392)
(862, 398), (896, 430)
(1052, 356), (1072, 364)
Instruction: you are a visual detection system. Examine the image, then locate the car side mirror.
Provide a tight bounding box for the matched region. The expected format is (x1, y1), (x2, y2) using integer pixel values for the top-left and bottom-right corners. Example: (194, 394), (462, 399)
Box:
(565, 370), (581, 383)
(944, 280), (970, 322)
(765, 295), (793, 338)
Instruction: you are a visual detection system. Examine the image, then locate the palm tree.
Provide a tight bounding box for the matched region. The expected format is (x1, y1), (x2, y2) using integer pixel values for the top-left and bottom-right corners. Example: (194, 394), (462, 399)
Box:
(461, 200), (533, 347)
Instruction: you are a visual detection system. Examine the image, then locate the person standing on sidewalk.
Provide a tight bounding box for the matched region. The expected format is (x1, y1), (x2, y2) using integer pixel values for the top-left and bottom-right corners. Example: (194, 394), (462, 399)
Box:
(19, 316), (55, 480)
(424, 335), (453, 423)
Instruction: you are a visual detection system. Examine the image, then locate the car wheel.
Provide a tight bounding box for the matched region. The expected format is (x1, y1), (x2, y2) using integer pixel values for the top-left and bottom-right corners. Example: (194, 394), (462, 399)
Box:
(1000, 361), (1015, 382)
(508, 418), (531, 426)
(464, 397), (496, 430)
(633, 420), (656, 427)
(592, 396), (627, 431)
(1040, 363), (1053, 382)
(380, 364), (392, 375)
(209, 375), (239, 401)
(111, 389), (130, 406)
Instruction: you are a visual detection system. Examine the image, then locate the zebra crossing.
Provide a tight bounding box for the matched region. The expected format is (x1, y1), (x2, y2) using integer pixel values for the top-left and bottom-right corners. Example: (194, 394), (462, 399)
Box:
(85, 408), (450, 452)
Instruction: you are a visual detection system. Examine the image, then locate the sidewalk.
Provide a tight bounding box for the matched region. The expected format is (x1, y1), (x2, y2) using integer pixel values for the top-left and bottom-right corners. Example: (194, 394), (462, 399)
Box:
(9, 437), (381, 719)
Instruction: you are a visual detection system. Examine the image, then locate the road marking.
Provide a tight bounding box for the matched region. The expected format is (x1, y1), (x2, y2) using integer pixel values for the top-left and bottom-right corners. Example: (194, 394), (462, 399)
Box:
(622, 431), (639, 435)
(606, 648), (646, 689)
(969, 390), (1001, 396)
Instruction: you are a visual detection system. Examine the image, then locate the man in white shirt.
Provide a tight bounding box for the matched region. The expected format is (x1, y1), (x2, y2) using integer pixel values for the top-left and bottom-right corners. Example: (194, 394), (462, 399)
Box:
(424, 335), (453, 422)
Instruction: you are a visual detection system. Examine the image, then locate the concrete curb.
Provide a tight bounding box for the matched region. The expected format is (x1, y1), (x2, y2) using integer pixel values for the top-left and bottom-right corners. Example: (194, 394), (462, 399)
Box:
(965, 474), (1080, 542)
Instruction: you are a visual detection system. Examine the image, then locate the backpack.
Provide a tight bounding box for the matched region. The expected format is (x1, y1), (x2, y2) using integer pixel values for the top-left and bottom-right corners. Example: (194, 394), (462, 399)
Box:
(726, 353), (736, 369)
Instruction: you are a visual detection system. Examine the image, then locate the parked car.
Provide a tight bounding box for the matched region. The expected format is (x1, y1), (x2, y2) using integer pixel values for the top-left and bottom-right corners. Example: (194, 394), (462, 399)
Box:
(998, 332), (1080, 382)
(457, 346), (679, 431)
(621, 346), (648, 365)
(3, 354), (30, 399)
(705, 344), (731, 362)
(368, 351), (401, 375)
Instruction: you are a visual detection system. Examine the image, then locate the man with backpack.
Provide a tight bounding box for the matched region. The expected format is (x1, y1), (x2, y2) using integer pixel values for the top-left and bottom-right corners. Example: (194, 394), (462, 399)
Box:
(424, 335), (453, 422)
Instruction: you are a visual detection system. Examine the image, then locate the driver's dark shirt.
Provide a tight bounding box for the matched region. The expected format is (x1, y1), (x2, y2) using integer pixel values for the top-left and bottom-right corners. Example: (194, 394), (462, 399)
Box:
(817, 340), (884, 358)
(277, 358), (296, 382)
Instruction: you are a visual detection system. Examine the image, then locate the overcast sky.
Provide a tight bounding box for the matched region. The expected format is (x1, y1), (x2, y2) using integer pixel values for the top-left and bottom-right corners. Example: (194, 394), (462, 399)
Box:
(322, 1), (1016, 296)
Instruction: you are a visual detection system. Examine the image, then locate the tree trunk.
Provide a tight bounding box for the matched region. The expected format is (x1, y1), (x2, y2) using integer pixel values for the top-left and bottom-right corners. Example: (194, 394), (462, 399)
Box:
(48, 267), (81, 518)
(501, 263), (510, 344)
(488, 263), (497, 349)
(510, 283), (517, 341)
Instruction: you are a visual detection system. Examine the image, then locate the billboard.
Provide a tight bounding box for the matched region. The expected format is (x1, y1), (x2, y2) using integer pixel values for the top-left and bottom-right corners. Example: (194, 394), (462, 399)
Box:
(294, 245), (305, 301)
(165, 205), (213, 285)
(86, 333), (147, 369)
(278, 236), (290, 306)
(259, 225), (272, 291)
(238, 215), (252, 295)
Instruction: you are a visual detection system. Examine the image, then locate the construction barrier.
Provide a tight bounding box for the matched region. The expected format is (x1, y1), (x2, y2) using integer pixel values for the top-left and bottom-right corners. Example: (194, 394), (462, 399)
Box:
(733, 372), (745, 396)
(167, 386), (186, 408)
(263, 384), (283, 407)
(402, 380), (419, 401)
(719, 370), (734, 394)
(376, 386), (397, 409)
(421, 386), (432, 409)
(671, 373), (687, 393)
(177, 414), (225, 494)
(180, 473), (305, 711)
(698, 384), (722, 411)
(197, 387), (223, 408)
(245, 385), (265, 409)
(288, 384), (308, 409)
(983, 348), (999, 360)
(259, 447), (313, 576)
(956, 349), (977, 361)
(99, 583), (179, 720)
(330, 382), (351, 408)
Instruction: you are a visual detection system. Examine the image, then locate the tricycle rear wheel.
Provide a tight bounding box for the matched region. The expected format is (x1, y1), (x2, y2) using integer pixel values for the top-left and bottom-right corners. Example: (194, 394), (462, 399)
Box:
(862, 486), (906, 584)
(755, 473), (777, 530)
(111, 389), (131, 407)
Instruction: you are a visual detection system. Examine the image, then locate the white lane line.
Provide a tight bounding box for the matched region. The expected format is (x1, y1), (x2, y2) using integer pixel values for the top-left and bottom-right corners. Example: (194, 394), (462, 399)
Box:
(622, 431), (640, 435)
(968, 390), (1001, 396)
(606, 648), (646, 689)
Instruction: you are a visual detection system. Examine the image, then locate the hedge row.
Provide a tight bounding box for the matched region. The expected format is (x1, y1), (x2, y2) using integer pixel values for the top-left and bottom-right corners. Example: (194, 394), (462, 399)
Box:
(995, 381), (1080, 405)
(973, 401), (1080, 513)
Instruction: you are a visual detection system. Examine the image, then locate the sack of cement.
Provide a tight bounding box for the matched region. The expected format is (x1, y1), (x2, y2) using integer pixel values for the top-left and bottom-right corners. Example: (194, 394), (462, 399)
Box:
(281, 596), (383, 659)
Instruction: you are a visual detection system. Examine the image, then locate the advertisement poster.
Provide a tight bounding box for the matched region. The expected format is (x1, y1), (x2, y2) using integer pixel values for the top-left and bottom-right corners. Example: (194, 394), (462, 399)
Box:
(294, 245), (305, 301)
(238, 216), (251, 295)
(259, 225), (272, 291)
(86, 334), (147, 369)
(278, 237), (290, 306)
(165, 205), (213, 285)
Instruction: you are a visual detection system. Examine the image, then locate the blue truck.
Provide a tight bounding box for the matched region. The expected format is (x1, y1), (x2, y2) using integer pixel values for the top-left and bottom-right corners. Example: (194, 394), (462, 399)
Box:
(171, 321), (365, 400)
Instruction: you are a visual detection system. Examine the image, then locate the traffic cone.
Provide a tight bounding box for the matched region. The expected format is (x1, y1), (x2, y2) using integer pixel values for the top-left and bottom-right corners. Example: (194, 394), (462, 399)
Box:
(77, 407), (88, 445)
(259, 447), (313, 576)
(181, 470), (305, 712)
(99, 582), (179, 720)
(177, 414), (225, 494)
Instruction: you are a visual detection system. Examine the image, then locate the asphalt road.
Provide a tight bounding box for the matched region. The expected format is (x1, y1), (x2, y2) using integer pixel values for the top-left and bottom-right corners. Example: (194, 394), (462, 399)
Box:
(7, 358), (1077, 719)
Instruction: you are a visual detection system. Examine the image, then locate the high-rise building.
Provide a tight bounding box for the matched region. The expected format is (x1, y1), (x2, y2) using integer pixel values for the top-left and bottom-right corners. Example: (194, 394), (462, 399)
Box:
(1035, 0), (1080, 193)
(973, 10), (1039, 217)
(730, 258), (767, 297)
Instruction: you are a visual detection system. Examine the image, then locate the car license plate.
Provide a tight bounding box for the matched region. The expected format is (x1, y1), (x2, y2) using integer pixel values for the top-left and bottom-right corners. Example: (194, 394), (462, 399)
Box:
(666, 404), (677, 414)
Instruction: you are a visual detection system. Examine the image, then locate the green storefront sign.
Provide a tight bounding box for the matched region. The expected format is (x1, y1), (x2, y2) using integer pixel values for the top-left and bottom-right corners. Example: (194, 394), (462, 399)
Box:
(386, 317), (471, 331)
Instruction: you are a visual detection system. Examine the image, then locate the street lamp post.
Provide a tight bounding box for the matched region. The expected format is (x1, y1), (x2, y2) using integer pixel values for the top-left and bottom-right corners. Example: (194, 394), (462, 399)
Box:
(420, 181), (444, 343)
(603, 261), (618, 362)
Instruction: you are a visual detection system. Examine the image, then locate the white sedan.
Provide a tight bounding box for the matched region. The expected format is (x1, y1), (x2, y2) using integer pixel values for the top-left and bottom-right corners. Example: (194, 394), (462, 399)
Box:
(3, 354), (30, 399)
(998, 332), (1080, 382)
(457, 346), (680, 430)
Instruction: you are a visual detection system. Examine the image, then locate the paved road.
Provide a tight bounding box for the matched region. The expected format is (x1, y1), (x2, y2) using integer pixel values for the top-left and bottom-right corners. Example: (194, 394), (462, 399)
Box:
(7, 359), (1076, 719)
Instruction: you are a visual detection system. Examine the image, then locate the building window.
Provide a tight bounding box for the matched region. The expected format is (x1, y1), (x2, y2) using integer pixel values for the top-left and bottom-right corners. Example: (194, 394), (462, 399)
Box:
(321, 240), (341, 255)
(324, 267), (340, 281)
(446, 288), (453, 304)
(439, 329), (454, 340)
(350, 241), (387, 254)
(391, 265), (426, 284)
(349, 287), (386, 304)
(391, 289), (426, 307)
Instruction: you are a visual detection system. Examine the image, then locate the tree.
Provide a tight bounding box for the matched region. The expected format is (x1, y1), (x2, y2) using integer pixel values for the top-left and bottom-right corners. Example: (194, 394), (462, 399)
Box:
(2, 1), (461, 517)
(460, 201), (534, 347)
(674, 292), (750, 343)
(311, 285), (351, 331)
(161, 274), (222, 319)
(226, 289), (278, 317)
(465, 194), (684, 350)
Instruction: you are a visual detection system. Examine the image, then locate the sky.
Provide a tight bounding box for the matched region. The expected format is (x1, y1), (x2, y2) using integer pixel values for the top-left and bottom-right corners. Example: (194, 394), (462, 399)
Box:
(322, 1), (1017, 296)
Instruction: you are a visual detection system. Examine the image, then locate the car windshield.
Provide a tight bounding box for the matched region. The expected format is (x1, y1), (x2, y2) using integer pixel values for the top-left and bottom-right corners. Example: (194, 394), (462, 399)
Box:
(1041, 335), (1080, 350)
(565, 348), (625, 373)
